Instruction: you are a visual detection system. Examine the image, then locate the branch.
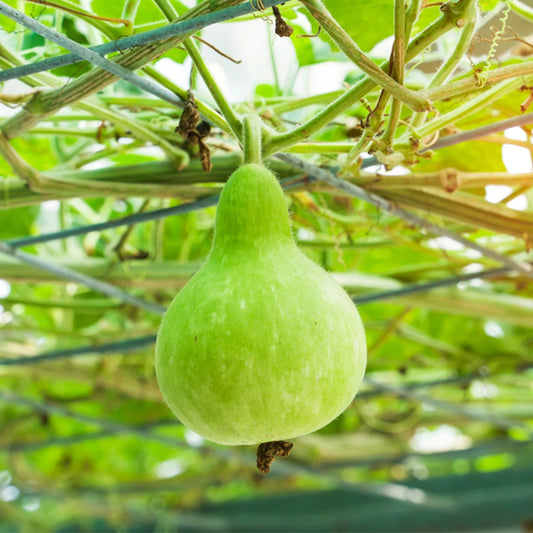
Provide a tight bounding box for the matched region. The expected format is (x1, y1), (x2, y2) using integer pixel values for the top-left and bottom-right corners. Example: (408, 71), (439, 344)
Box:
(3, 267), (532, 367)
(0, 392), (188, 448)
(365, 378), (533, 435)
(242, 114), (263, 164)
(0, 131), (41, 186)
(0, 0), (254, 139)
(353, 263), (530, 304)
(183, 38), (242, 138)
(121, 0), (142, 21)
(0, 335), (156, 366)
(410, 11), (477, 131)
(265, 3), (471, 155)
(381, 0), (407, 146)
(299, 0), (431, 112)
(410, 78), (528, 145)
(420, 60), (533, 102)
(0, 241), (165, 314)
(275, 153), (533, 277)
(4, 169), (306, 248)
(0, 2), (189, 111)
(78, 101), (189, 170)
(361, 111), (533, 169)
(355, 169), (533, 190)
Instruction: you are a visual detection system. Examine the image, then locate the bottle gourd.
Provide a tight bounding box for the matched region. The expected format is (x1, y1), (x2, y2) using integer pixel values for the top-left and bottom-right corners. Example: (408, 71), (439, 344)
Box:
(155, 163), (367, 445)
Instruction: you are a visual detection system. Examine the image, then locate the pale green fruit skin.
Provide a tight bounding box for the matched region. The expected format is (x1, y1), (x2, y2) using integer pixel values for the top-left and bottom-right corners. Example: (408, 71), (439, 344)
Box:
(155, 164), (366, 445)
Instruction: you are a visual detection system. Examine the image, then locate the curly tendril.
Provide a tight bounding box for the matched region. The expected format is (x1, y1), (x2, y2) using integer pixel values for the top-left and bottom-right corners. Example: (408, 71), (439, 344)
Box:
(474, 0), (511, 87)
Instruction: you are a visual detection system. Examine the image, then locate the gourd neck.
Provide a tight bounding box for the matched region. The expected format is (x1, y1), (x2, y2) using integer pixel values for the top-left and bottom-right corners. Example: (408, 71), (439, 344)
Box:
(211, 164), (294, 252)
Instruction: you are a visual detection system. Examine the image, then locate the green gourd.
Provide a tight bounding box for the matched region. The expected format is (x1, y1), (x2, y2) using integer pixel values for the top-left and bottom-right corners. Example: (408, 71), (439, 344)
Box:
(155, 163), (366, 446)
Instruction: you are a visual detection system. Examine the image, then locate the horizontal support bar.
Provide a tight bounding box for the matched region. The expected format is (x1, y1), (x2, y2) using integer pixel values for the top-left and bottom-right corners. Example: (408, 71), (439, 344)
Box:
(0, 0), (287, 83)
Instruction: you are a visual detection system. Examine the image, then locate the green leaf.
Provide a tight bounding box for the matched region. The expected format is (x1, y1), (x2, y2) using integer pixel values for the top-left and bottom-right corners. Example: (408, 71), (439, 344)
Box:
(479, 0), (501, 11)
(89, 0), (128, 20)
(10, 137), (58, 171)
(411, 141), (507, 173)
(0, 0), (17, 33)
(288, 16), (344, 66)
(0, 205), (39, 240)
(90, 0), (187, 27)
(323, 0), (394, 51)
(255, 83), (278, 98)
(412, 5), (442, 35)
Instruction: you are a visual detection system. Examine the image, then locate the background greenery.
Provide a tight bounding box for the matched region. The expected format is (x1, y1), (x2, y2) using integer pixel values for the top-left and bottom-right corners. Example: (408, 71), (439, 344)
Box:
(0, 0), (532, 531)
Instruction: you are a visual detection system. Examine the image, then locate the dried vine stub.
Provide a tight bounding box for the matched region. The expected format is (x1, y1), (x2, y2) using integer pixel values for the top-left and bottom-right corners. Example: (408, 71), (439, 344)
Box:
(272, 6), (293, 38)
(176, 90), (212, 171)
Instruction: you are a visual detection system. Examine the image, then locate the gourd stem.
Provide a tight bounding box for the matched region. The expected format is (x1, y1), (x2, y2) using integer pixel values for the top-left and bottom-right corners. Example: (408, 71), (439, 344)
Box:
(242, 114), (263, 165)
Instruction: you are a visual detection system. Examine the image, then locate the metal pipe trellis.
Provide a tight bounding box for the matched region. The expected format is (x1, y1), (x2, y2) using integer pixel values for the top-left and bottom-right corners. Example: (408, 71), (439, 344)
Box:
(0, 0), (288, 83)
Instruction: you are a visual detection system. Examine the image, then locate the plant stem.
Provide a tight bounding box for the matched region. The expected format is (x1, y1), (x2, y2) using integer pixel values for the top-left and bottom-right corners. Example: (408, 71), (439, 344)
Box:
(300, 0), (431, 112)
(2, 258), (533, 327)
(404, 0), (423, 39)
(0, 47), (192, 169)
(121, 0), (142, 21)
(0, 242), (166, 314)
(183, 39), (242, 138)
(79, 100), (189, 169)
(69, 141), (145, 169)
(404, 77), (526, 144)
(0, 159), (306, 210)
(0, 131), (41, 186)
(0, 2), (187, 113)
(142, 65), (231, 132)
(264, 90), (345, 114)
(0, 0), (289, 84)
(276, 152), (533, 277)
(152, 0), (179, 21)
(265, 2), (473, 155)
(510, 0), (533, 20)
(410, 14), (478, 131)
(97, 96), (176, 109)
(0, 0), (249, 140)
(285, 142), (358, 153)
(149, 0), (242, 139)
(381, 0), (407, 147)
(0, 45), (188, 169)
(112, 198), (151, 258)
(420, 60), (533, 102)
(368, 0), (417, 143)
(360, 111), (533, 169)
(354, 170), (533, 190)
(344, 131), (373, 166)
(26, 0), (131, 39)
(242, 114), (263, 165)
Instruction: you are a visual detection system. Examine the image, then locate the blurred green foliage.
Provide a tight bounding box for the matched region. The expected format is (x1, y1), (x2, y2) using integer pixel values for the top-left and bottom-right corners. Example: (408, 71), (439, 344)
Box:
(0, 0), (532, 531)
